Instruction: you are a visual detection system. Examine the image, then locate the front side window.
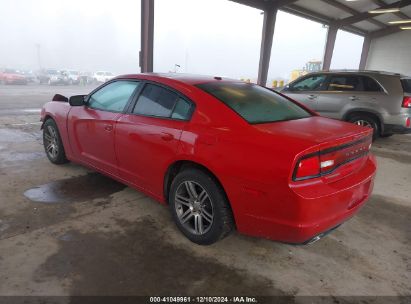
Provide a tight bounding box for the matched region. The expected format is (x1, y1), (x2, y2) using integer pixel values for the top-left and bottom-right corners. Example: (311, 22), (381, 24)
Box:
(196, 82), (311, 124)
(133, 84), (193, 120)
(288, 75), (326, 92)
(88, 81), (140, 112)
(327, 75), (361, 91)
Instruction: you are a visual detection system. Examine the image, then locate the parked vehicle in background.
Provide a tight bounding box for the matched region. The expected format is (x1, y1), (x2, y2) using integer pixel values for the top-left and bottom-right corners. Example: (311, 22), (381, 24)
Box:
(61, 70), (80, 85)
(282, 70), (411, 139)
(47, 70), (70, 86)
(79, 71), (94, 85)
(93, 71), (115, 83)
(19, 69), (36, 82)
(0, 68), (28, 85)
(40, 73), (376, 245)
(37, 69), (59, 84)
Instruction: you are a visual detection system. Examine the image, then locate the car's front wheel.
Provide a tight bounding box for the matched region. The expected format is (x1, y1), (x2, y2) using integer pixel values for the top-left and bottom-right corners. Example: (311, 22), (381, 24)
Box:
(43, 119), (69, 164)
(169, 168), (234, 245)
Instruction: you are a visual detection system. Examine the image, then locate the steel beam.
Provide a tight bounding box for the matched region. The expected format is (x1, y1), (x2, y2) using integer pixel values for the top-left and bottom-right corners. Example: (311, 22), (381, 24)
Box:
(322, 25), (338, 71)
(335, 0), (411, 27)
(257, 8), (278, 86)
(359, 35), (371, 70)
(140, 0), (154, 73)
(321, 0), (386, 29)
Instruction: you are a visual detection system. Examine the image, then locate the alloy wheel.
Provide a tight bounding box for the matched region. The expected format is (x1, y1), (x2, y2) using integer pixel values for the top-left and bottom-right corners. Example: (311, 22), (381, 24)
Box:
(354, 119), (372, 128)
(44, 125), (59, 159)
(174, 181), (214, 235)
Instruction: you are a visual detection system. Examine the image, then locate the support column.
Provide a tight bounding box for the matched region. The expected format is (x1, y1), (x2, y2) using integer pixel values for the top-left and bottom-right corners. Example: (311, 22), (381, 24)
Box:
(140, 0), (154, 73)
(257, 8), (278, 86)
(322, 25), (338, 71)
(359, 35), (371, 70)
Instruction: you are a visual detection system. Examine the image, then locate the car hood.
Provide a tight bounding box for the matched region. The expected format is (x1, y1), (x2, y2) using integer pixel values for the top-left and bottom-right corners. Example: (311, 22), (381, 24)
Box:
(5, 73), (25, 79)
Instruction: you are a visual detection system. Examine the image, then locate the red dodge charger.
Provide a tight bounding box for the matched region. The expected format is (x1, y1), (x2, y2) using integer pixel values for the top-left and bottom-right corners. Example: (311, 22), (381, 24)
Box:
(40, 73), (376, 245)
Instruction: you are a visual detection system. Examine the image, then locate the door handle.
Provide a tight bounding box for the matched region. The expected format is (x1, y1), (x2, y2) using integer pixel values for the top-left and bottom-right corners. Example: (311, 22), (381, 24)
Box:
(161, 132), (174, 141)
(349, 96), (359, 101)
(104, 124), (113, 132)
(308, 94), (317, 100)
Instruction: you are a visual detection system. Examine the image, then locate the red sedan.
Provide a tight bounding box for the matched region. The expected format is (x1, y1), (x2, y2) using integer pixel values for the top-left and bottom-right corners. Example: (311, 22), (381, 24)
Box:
(40, 74), (376, 245)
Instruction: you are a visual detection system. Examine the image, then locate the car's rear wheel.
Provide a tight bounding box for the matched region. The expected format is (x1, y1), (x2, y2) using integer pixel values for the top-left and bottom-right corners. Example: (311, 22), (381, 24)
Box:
(43, 119), (69, 164)
(169, 168), (234, 245)
(348, 114), (379, 140)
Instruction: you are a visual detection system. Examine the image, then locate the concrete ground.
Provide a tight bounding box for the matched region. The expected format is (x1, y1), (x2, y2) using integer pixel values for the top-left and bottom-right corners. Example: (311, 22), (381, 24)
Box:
(0, 84), (410, 301)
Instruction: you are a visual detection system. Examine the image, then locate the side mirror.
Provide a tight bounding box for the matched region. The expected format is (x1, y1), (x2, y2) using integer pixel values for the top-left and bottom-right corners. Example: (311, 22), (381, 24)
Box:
(52, 94), (68, 102)
(69, 95), (86, 106)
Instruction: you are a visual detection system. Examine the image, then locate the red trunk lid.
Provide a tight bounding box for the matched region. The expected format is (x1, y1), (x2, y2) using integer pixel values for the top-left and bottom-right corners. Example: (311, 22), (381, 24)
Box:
(255, 116), (373, 183)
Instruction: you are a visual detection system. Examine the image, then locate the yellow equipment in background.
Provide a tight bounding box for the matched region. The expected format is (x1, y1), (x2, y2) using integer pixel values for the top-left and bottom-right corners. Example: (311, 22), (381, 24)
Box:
(290, 60), (322, 82)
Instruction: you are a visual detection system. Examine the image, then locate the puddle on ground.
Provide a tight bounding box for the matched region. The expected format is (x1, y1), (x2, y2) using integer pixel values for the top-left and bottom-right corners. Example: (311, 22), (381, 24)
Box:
(24, 173), (126, 204)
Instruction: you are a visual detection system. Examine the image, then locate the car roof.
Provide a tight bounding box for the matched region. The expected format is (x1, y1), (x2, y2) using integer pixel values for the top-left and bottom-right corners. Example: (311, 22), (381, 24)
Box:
(115, 73), (239, 85)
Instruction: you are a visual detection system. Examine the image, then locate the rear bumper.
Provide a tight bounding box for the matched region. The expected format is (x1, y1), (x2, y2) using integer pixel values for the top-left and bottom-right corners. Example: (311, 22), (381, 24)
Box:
(236, 155), (376, 244)
(383, 111), (411, 134)
(384, 124), (411, 134)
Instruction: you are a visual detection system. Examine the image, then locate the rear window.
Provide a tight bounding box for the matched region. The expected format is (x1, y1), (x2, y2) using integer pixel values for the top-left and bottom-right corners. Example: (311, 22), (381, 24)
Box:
(196, 82), (311, 124)
(401, 78), (411, 93)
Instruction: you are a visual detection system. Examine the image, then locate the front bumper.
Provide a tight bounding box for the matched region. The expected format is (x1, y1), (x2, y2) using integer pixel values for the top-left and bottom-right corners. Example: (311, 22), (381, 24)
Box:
(236, 155), (376, 244)
(6, 78), (27, 84)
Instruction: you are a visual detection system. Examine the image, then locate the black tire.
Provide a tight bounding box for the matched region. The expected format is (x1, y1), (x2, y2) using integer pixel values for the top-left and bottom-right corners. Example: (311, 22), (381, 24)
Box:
(43, 119), (69, 164)
(169, 168), (234, 245)
(380, 133), (393, 138)
(348, 114), (379, 140)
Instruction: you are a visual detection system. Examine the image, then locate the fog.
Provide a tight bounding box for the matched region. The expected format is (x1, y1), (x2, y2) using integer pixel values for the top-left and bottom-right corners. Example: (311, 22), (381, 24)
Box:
(0, 0), (364, 81)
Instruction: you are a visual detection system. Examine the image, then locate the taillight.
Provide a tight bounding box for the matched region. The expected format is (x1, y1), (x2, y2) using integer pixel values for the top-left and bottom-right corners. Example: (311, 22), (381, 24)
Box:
(294, 155), (320, 180)
(402, 96), (411, 108)
(293, 136), (372, 181)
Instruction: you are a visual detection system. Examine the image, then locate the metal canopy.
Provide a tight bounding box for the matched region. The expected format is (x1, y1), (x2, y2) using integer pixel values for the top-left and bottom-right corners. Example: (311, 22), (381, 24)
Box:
(140, 0), (410, 85)
(230, 0), (411, 38)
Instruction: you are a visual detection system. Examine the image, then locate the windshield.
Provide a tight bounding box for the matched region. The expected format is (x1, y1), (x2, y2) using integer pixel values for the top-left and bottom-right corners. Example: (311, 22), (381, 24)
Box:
(401, 78), (411, 93)
(196, 82), (311, 124)
(69, 71), (79, 75)
(47, 69), (58, 75)
(105, 72), (113, 76)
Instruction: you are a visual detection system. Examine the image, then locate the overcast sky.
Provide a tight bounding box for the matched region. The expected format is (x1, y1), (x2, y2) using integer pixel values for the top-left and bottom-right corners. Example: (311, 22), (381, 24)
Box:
(0, 0), (364, 82)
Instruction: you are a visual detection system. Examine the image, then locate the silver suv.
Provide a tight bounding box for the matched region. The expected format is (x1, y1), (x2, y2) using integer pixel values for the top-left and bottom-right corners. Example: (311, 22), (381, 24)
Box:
(281, 71), (411, 139)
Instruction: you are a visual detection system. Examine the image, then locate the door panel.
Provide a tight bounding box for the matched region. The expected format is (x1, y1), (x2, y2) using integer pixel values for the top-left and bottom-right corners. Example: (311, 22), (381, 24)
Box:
(67, 80), (141, 174)
(286, 91), (319, 111)
(284, 74), (327, 111)
(68, 107), (121, 174)
(115, 114), (186, 197)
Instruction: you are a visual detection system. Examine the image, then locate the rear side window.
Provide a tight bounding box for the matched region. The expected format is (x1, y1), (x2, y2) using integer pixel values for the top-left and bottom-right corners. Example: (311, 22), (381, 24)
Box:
(196, 82), (311, 124)
(327, 75), (361, 91)
(133, 84), (193, 120)
(361, 76), (383, 92)
(401, 78), (411, 93)
(171, 98), (192, 120)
